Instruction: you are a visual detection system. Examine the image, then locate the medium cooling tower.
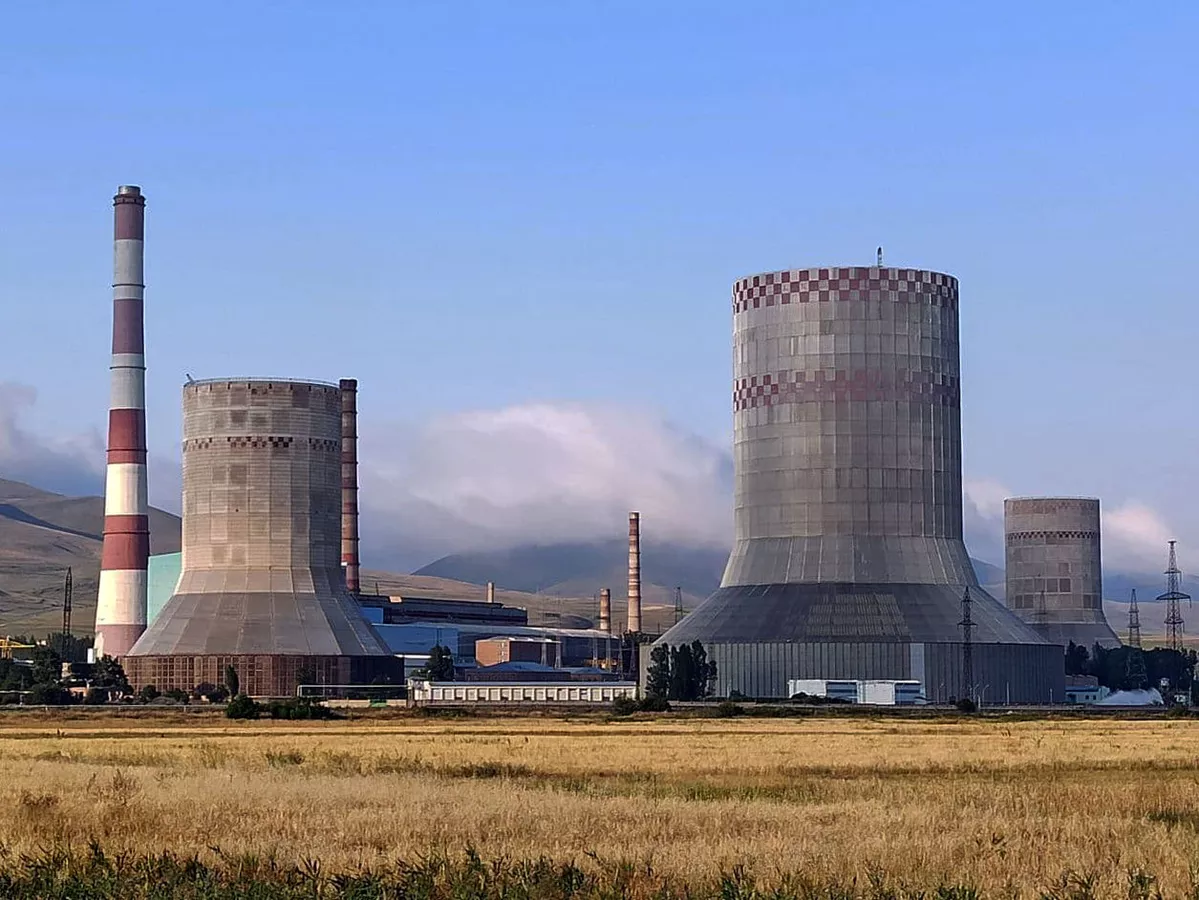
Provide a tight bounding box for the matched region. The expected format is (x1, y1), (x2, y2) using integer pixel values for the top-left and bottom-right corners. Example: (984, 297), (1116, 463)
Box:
(124, 379), (395, 696)
(1004, 498), (1118, 648)
(656, 266), (1063, 702)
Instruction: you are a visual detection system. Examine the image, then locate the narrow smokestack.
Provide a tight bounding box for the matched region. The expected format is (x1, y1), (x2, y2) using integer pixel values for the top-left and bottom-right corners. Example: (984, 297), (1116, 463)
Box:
(627, 512), (642, 633)
(599, 588), (611, 634)
(487, 581), (495, 604)
(339, 378), (360, 594)
(95, 185), (149, 659)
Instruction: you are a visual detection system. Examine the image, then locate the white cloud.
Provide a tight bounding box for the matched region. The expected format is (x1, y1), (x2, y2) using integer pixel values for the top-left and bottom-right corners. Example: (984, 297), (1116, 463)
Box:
(0, 382), (104, 496)
(358, 402), (732, 569)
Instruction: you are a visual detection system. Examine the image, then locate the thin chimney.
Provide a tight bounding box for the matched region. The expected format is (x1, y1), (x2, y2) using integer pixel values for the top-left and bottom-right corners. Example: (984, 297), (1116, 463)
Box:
(487, 581), (495, 604)
(627, 511), (642, 633)
(339, 378), (360, 594)
(599, 588), (611, 634)
(95, 185), (150, 659)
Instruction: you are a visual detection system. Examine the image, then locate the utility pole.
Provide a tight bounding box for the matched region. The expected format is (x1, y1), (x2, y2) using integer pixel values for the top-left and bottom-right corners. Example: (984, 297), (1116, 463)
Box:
(1127, 588), (1141, 649)
(1158, 541), (1191, 652)
(959, 586), (974, 702)
(61, 567), (73, 638)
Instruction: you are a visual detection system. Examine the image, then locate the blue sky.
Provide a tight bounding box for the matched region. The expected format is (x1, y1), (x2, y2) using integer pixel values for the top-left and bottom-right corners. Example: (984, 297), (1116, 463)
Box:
(1, 1), (1196, 572)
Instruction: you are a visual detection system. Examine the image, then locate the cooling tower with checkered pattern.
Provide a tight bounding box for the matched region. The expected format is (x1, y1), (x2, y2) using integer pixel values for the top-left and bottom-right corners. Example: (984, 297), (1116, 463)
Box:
(124, 379), (396, 696)
(655, 266), (1064, 703)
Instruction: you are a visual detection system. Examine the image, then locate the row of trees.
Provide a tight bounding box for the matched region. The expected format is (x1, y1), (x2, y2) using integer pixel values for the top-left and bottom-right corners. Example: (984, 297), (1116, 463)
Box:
(1065, 641), (1197, 696)
(645, 641), (717, 701)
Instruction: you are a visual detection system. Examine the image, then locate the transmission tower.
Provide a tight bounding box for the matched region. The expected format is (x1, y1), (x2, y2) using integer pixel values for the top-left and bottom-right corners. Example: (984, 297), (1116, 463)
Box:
(959, 586), (974, 701)
(1157, 540), (1191, 652)
(61, 567), (73, 637)
(673, 586), (684, 625)
(1127, 588), (1141, 649)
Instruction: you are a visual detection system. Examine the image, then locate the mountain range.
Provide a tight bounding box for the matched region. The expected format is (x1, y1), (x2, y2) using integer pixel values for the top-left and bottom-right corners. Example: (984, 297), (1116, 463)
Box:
(0, 476), (1182, 642)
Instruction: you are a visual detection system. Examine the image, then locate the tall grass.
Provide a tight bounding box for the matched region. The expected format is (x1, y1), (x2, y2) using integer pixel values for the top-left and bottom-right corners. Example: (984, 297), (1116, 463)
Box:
(1, 717), (1198, 896)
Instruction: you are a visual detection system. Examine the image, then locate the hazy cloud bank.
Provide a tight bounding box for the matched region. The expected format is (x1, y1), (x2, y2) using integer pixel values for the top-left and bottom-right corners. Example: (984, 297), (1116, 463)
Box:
(0, 382), (104, 497)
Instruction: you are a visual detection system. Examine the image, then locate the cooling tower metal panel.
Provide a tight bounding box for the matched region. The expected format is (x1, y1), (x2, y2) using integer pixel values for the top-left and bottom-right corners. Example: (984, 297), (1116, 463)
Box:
(1004, 497), (1119, 648)
(127, 379), (392, 659)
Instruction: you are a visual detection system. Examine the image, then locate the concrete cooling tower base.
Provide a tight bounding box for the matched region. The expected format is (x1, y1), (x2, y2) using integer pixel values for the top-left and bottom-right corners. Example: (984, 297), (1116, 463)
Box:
(658, 582), (1063, 702)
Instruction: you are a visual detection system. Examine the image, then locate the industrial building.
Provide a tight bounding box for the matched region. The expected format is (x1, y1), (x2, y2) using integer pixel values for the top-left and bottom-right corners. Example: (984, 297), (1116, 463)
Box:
(123, 378), (398, 696)
(1004, 498), (1119, 648)
(654, 265), (1064, 702)
(410, 680), (637, 706)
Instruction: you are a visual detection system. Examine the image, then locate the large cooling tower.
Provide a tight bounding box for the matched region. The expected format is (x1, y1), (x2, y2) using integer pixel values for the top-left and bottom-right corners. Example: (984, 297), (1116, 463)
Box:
(1004, 498), (1119, 648)
(656, 266), (1063, 702)
(124, 379), (395, 696)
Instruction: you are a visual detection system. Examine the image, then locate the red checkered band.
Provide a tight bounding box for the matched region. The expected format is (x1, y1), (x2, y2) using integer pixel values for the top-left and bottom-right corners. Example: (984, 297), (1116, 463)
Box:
(731, 267), (958, 314)
(732, 369), (961, 412)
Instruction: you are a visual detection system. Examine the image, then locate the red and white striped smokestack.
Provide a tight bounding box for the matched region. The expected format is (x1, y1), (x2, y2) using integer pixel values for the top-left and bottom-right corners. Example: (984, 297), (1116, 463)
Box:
(339, 378), (361, 594)
(627, 512), (642, 633)
(95, 185), (150, 659)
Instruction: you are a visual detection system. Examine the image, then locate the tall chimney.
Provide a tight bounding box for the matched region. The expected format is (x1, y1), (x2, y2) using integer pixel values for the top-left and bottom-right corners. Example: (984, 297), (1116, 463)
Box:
(627, 511), (642, 633)
(95, 185), (150, 659)
(599, 588), (611, 634)
(487, 581), (495, 604)
(339, 378), (360, 594)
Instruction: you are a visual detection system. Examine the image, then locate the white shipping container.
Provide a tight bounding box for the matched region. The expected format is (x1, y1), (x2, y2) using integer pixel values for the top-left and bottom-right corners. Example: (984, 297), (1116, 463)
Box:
(858, 680), (923, 706)
(787, 679), (858, 702)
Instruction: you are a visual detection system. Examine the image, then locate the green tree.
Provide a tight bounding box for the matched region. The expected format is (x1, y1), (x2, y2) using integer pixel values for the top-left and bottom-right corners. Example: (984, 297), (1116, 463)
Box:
(426, 645), (455, 681)
(1064, 641), (1090, 676)
(30, 646), (62, 686)
(226, 694), (260, 719)
(225, 665), (240, 698)
(645, 644), (671, 698)
(690, 640), (717, 699)
(92, 656), (130, 693)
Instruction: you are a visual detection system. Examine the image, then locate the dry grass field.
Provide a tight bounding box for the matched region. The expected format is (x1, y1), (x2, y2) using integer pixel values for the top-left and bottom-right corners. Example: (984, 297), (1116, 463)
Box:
(1, 711), (1198, 896)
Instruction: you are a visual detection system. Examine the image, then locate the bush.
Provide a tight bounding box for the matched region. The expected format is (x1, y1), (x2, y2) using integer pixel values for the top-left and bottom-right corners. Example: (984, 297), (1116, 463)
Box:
(715, 700), (744, 717)
(225, 694), (261, 719)
(164, 688), (189, 704)
(265, 698), (337, 720)
(612, 695), (672, 717)
(137, 685), (160, 703)
(83, 687), (109, 705)
(955, 697), (977, 713)
(612, 696), (638, 717)
(29, 683), (73, 705)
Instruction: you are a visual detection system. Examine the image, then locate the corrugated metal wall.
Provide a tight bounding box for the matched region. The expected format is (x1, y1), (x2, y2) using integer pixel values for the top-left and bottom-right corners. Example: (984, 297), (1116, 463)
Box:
(683, 641), (1063, 703)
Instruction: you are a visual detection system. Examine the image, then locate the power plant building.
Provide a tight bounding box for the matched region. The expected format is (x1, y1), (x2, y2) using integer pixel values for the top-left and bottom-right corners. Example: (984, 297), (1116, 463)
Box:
(655, 266), (1064, 702)
(124, 379), (397, 696)
(1004, 498), (1119, 648)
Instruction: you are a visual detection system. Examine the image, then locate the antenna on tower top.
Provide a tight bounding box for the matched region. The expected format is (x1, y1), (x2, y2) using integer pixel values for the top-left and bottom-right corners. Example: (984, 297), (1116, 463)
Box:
(876, 246), (884, 266)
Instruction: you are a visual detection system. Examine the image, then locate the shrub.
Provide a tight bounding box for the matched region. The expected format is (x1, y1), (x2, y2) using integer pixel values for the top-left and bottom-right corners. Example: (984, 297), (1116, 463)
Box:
(638, 695), (671, 713)
(612, 695), (638, 717)
(137, 685), (160, 703)
(29, 683), (72, 705)
(83, 687), (109, 705)
(164, 688), (189, 704)
(715, 700), (744, 717)
(265, 698), (337, 720)
(225, 694), (261, 719)
(955, 697), (977, 713)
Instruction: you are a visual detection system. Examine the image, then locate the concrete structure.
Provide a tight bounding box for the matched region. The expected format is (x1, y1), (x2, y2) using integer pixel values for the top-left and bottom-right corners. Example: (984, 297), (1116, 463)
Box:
(356, 594), (528, 627)
(124, 379), (396, 696)
(656, 266), (1062, 702)
(1004, 498), (1119, 648)
(599, 588), (612, 634)
(95, 185), (150, 659)
(339, 378), (361, 593)
(627, 512), (642, 633)
(475, 636), (561, 668)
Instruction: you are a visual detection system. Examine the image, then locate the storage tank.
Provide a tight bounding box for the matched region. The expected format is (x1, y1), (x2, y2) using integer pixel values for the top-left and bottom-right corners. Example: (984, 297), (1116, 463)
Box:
(1004, 498), (1118, 648)
(123, 378), (397, 696)
(655, 266), (1063, 702)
